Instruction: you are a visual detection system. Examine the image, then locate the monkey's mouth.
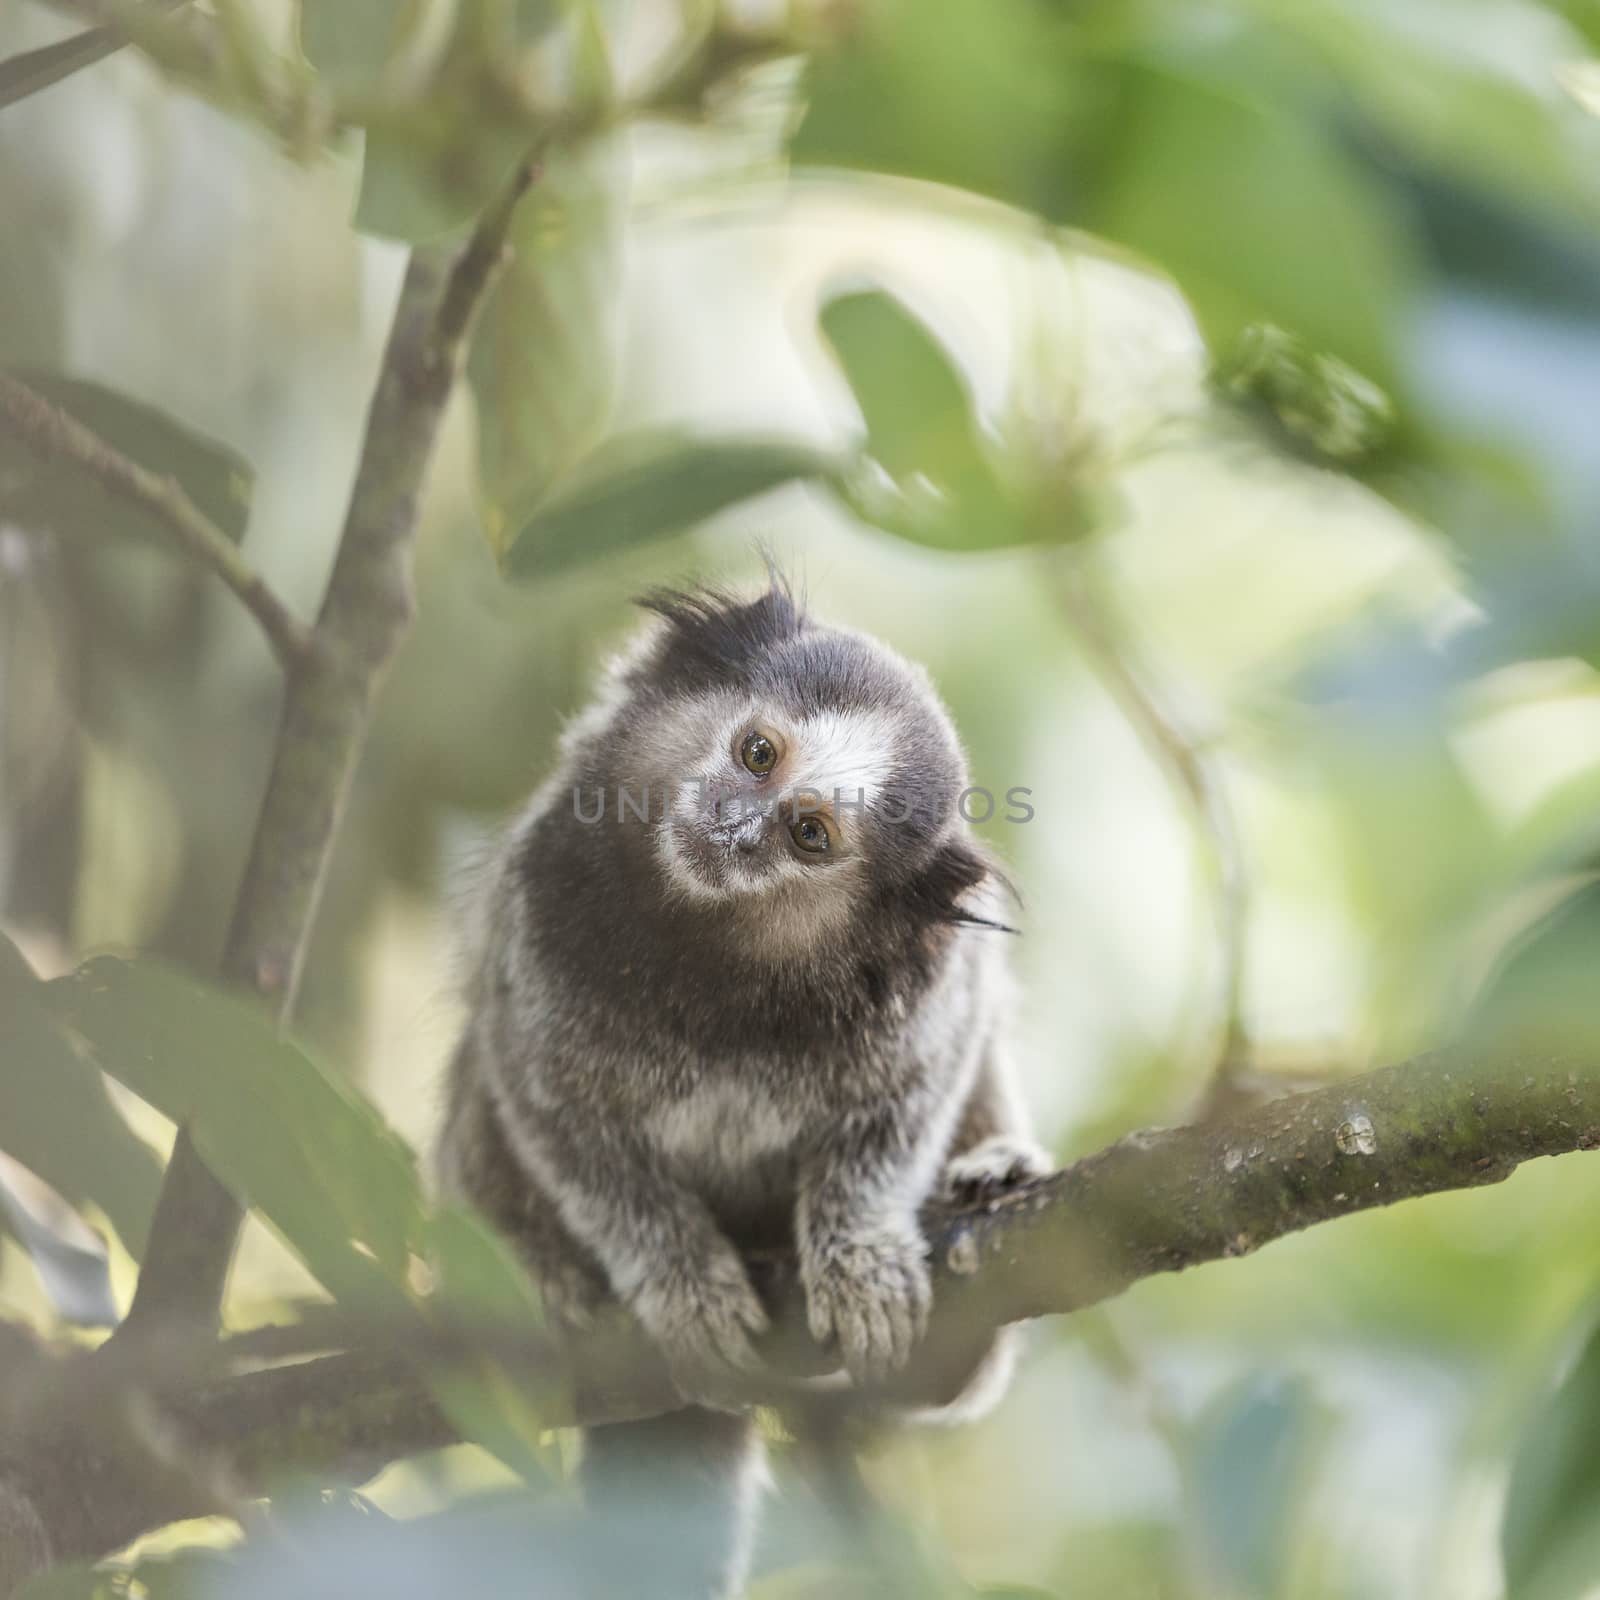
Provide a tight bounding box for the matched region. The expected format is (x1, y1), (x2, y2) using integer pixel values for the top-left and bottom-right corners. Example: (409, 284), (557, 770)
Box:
(665, 808), (775, 896)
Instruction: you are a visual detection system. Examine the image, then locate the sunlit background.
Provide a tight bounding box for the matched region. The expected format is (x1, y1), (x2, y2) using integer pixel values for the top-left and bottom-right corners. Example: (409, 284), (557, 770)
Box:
(6, 2), (1600, 1597)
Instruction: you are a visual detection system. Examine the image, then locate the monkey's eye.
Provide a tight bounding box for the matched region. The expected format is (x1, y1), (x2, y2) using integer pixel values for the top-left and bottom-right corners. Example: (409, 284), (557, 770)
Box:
(740, 731), (778, 776)
(790, 816), (831, 855)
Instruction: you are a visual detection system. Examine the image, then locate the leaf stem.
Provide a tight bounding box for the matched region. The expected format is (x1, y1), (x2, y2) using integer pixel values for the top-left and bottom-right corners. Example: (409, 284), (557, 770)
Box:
(1048, 547), (1252, 1092)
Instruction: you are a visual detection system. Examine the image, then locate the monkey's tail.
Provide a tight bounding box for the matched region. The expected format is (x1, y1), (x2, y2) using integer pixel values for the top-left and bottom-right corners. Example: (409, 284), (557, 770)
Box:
(578, 1407), (765, 1599)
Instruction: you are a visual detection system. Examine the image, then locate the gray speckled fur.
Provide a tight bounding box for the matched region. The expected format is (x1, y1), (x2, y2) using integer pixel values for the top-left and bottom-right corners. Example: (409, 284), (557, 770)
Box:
(436, 580), (1044, 1597)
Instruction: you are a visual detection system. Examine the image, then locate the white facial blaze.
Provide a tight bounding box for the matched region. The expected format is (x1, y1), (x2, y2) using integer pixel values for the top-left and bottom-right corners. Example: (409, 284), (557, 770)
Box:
(784, 708), (899, 816)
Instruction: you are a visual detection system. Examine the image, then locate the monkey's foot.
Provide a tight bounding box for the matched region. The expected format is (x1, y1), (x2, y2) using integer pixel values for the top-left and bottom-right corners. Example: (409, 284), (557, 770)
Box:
(942, 1135), (1051, 1205)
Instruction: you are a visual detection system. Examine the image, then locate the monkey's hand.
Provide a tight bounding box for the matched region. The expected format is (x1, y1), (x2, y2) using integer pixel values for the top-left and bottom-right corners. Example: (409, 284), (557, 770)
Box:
(629, 1238), (770, 1408)
(483, 1092), (769, 1406)
(942, 1133), (1051, 1205)
(800, 1222), (932, 1385)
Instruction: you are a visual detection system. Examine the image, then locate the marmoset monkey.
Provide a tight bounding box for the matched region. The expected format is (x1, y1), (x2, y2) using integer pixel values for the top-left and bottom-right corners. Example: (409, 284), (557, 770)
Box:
(437, 576), (1046, 1597)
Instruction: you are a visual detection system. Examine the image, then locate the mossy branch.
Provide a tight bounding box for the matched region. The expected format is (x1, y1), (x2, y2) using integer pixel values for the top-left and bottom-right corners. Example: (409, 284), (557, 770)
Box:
(6, 1041), (1596, 1577)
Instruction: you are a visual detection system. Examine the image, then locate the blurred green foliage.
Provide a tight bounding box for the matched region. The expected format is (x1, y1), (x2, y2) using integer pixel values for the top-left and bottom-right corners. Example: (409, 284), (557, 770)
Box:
(820, 287), (1044, 551)
(505, 430), (826, 575)
(468, 141), (625, 548)
(1503, 1316), (1600, 1600)
(4, 0), (1600, 1596)
(0, 937), (161, 1266)
(0, 370), (254, 550)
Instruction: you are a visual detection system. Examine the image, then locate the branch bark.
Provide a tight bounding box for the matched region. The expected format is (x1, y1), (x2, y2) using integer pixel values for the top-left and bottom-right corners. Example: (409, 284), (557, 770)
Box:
(117, 154), (539, 1335)
(7, 1041), (1596, 1573)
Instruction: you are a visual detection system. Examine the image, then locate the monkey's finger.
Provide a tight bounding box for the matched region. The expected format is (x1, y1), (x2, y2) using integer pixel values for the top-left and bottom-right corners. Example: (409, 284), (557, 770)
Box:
(860, 1298), (895, 1380)
(706, 1316), (765, 1375)
(882, 1295), (915, 1371)
(836, 1305), (871, 1383)
(894, 1269), (933, 1367)
(733, 1289), (771, 1337)
(701, 1253), (770, 1336)
(807, 1294), (837, 1348)
(908, 1268), (933, 1342)
(850, 1304), (899, 1386)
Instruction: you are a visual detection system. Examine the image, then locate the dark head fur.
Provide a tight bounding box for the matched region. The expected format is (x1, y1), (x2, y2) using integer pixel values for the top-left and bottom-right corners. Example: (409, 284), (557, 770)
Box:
(510, 576), (1010, 1049)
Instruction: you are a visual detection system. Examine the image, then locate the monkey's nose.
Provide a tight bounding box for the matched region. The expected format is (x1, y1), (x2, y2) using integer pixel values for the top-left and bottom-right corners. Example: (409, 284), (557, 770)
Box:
(730, 815), (765, 852)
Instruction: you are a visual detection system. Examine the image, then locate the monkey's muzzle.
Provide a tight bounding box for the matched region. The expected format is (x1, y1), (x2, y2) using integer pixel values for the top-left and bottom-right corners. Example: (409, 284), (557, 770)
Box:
(706, 810), (767, 854)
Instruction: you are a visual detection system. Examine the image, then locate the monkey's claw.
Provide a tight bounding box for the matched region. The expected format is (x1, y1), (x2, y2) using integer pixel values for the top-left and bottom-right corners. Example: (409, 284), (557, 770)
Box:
(942, 1134), (1051, 1205)
(802, 1226), (932, 1386)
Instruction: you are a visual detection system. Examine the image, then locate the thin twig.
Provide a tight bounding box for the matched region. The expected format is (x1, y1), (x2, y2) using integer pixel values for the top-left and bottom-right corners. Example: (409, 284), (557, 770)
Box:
(432, 156), (542, 352)
(34, 2), (221, 103)
(0, 25), (128, 110)
(1049, 549), (1252, 1094)
(0, 371), (312, 670)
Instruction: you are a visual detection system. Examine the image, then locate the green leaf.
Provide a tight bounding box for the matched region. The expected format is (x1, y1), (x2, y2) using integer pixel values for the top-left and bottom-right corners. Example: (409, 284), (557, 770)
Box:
(45, 957), (424, 1311)
(1256, 0), (1600, 239)
(428, 1203), (545, 1329)
(1504, 1317), (1600, 1600)
(1183, 1374), (1325, 1599)
(0, 935), (162, 1263)
(43, 956), (556, 1475)
(353, 122), (531, 243)
(791, 0), (1073, 222)
(423, 1205), (555, 1481)
(468, 141), (627, 554)
(795, 5), (1418, 385)
(0, 370), (254, 548)
(820, 290), (989, 487)
(1086, 59), (1413, 389)
(504, 431), (829, 578)
(819, 288), (1046, 552)
(299, 0), (412, 82)
(1469, 878), (1600, 1059)
(341, 2), (576, 240)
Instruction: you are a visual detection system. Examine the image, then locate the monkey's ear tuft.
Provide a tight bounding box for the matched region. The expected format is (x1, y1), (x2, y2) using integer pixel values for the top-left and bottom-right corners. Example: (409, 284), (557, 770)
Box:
(904, 838), (1018, 934)
(755, 545), (804, 615)
(635, 571), (805, 686)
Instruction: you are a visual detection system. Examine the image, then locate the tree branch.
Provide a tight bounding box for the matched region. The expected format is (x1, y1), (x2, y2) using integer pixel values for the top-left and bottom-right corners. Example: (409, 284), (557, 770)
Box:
(116, 152), (541, 1336)
(0, 5), (193, 112)
(0, 371), (312, 670)
(8, 1041), (1595, 1574)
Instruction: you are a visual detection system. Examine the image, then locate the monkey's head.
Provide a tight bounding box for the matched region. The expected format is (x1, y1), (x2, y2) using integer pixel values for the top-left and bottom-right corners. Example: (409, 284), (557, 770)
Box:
(589, 577), (1006, 948)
